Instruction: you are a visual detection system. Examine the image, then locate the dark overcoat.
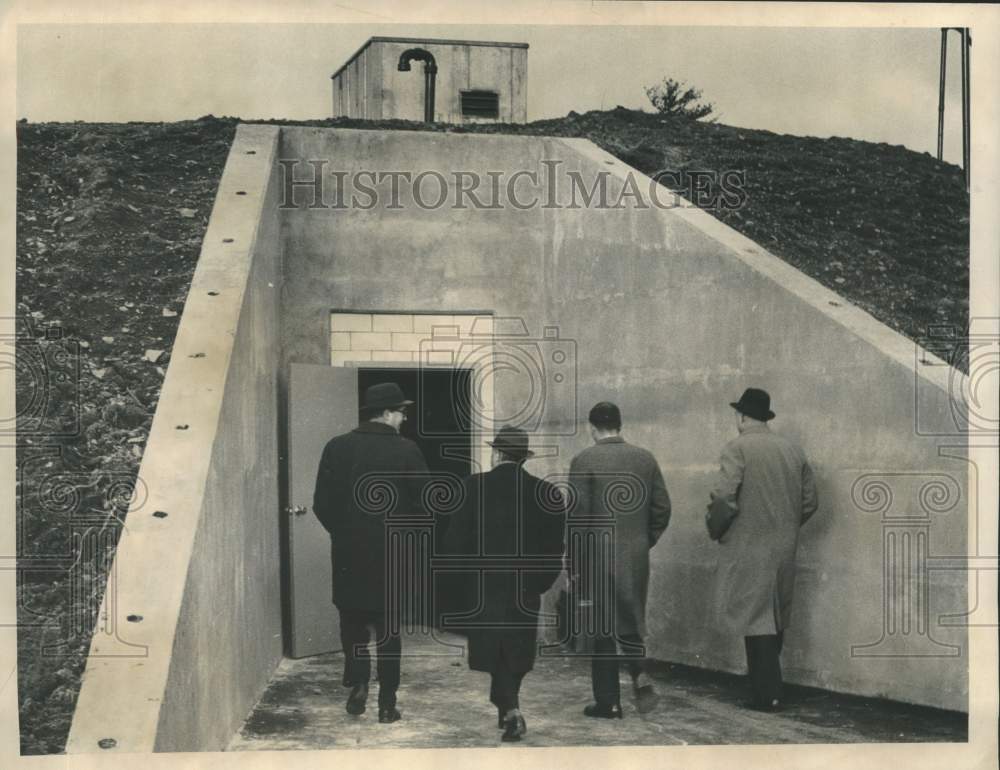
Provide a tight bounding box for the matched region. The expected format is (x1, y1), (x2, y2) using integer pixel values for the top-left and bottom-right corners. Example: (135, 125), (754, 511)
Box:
(568, 437), (671, 638)
(312, 421), (429, 613)
(710, 423), (819, 635)
(444, 462), (566, 674)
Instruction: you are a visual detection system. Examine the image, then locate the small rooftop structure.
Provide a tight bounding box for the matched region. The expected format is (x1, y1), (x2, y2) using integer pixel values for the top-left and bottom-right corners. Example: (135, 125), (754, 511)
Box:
(330, 36), (528, 124)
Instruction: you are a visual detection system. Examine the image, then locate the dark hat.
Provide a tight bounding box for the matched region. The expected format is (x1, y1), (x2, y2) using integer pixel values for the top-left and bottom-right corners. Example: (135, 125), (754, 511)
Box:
(588, 401), (622, 430)
(487, 425), (535, 459)
(730, 388), (775, 422)
(360, 382), (414, 413)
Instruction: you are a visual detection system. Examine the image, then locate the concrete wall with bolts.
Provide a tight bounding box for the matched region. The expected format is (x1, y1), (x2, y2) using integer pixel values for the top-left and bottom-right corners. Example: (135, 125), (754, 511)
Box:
(66, 124), (285, 753)
(153, 131), (284, 751)
(279, 127), (968, 711)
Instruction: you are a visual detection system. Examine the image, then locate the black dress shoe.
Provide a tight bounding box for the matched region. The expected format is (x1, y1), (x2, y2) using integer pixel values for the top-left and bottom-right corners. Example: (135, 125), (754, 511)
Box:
(378, 705), (402, 723)
(633, 683), (659, 714)
(346, 683), (368, 715)
(583, 702), (623, 719)
(496, 702), (522, 728)
(500, 709), (527, 742)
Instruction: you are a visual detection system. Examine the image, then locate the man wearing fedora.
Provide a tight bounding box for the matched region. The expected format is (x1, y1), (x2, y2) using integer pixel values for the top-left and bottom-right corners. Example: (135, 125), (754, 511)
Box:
(710, 387), (819, 711)
(312, 382), (430, 724)
(444, 425), (566, 742)
(568, 402), (672, 719)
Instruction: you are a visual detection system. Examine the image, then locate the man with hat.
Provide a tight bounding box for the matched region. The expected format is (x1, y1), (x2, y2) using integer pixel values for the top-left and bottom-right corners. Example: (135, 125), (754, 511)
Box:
(444, 425), (566, 742)
(710, 387), (819, 711)
(568, 401), (672, 719)
(312, 382), (430, 724)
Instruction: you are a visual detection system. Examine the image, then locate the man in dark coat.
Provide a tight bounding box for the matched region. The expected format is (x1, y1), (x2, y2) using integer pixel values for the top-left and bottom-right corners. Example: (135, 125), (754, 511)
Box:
(569, 402), (671, 719)
(710, 388), (819, 711)
(444, 425), (566, 742)
(312, 382), (430, 724)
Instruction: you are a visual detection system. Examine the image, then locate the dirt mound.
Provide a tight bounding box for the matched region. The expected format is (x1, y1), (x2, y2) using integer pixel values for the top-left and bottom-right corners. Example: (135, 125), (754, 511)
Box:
(547, 108), (969, 345)
(15, 117), (235, 754)
(14, 110), (968, 754)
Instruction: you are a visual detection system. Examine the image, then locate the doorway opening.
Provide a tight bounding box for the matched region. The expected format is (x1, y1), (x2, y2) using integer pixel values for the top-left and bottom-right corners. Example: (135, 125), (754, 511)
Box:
(357, 367), (474, 482)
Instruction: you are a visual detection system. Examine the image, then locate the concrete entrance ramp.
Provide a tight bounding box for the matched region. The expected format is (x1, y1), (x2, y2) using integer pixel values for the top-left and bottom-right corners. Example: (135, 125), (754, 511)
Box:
(67, 125), (968, 753)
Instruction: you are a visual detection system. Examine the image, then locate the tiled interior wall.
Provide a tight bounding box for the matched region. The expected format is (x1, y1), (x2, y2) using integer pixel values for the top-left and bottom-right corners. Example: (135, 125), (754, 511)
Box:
(330, 312), (494, 366)
(331, 311), (496, 471)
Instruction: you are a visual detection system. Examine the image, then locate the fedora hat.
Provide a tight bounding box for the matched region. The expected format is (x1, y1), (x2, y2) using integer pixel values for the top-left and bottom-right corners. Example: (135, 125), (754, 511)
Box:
(360, 382), (414, 413)
(487, 425), (535, 459)
(730, 388), (775, 422)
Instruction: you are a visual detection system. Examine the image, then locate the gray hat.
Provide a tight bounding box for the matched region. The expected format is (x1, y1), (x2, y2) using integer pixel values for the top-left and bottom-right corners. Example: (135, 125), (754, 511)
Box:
(360, 382), (414, 412)
(487, 425), (535, 459)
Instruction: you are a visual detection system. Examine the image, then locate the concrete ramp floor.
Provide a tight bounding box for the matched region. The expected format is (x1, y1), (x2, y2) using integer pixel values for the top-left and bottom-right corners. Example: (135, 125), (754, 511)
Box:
(228, 632), (966, 750)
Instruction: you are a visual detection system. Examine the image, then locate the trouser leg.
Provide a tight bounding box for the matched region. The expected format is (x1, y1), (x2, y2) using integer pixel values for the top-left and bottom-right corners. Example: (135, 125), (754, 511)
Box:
(744, 633), (783, 705)
(743, 636), (761, 702)
(773, 630), (785, 698)
(591, 634), (621, 705)
(338, 608), (371, 687)
(372, 613), (402, 708)
(491, 650), (527, 714)
(491, 669), (517, 714)
(765, 632), (784, 701)
(619, 633), (647, 683)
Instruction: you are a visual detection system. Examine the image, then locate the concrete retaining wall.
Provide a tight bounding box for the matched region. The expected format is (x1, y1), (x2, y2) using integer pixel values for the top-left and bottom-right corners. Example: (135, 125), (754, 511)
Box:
(279, 127), (968, 712)
(67, 124), (285, 753)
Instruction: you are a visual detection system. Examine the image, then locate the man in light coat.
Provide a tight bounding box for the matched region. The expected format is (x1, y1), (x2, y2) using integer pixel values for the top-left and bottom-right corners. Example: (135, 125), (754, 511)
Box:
(710, 387), (819, 711)
(569, 402), (671, 719)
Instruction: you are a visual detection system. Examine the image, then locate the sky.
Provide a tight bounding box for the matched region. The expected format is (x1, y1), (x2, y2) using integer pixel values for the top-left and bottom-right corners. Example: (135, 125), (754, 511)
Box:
(16, 23), (971, 164)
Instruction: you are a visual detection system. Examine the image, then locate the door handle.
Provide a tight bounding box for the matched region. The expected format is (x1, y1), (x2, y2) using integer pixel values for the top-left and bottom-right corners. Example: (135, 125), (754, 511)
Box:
(286, 505), (308, 517)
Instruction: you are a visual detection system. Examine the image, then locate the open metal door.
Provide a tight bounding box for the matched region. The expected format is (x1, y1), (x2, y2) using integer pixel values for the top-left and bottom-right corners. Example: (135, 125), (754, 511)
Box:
(288, 363), (358, 658)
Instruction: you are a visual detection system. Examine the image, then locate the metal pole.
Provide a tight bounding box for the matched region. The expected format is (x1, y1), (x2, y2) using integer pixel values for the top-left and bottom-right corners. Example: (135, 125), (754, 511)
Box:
(423, 63), (437, 123)
(937, 28), (947, 161)
(397, 49), (437, 124)
(960, 28), (971, 192)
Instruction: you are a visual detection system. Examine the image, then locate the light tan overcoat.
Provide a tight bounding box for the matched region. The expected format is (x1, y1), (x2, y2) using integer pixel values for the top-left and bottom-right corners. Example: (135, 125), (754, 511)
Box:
(711, 423), (818, 635)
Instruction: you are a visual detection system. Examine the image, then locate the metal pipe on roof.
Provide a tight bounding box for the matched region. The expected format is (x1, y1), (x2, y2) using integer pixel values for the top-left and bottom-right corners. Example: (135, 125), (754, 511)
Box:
(398, 48), (438, 123)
